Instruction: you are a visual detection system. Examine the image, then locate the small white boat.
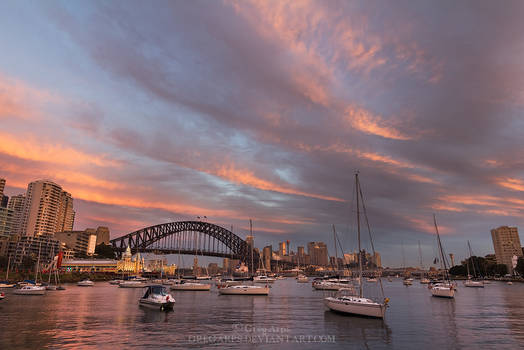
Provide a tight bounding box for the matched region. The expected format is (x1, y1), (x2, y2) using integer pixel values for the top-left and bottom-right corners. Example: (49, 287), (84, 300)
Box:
(420, 278), (430, 284)
(139, 285), (175, 311)
(403, 279), (413, 286)
(13, 285), (46, 295)
(109, 279), (123, 285)
(170, 282), (211, 291)
(313, 281), (347, 291)
(218, 285), (269, 295)
(324, 288), (388, 318)
(507, 281), (513, 285)
(464, 280), (484, 288)
(253, 275), (276, 283)
(297, 275), (309, 283)
(431, 283), (455, 298)
(366, 278), (378, 283)
(77, 279), (94, 287)
(119, 280), (146, 288)
(45, 285), (58, 290)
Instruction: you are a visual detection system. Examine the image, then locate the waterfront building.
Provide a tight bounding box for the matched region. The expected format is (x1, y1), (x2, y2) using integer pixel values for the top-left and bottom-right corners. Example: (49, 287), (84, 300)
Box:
(223, 257), (230, 272)
(344, 253), (358, 265)
(116, 246), (144, 273)
(61, 259), (118, 273)
(208, 262), (219, 275)
(373, 252), (382, 268)
(18, 180), (75, 237)
(94, 226), (110, 245)
(8, 234), (60, 266)
(7, 194), (25, 236)
(55, 229), (98, 257)
(491, 226), (523, 273)
(0, 179), (7, 208)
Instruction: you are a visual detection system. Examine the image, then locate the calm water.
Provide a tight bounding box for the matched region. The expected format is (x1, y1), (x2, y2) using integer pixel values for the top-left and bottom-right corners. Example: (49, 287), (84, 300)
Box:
(1, 279), (523, 349)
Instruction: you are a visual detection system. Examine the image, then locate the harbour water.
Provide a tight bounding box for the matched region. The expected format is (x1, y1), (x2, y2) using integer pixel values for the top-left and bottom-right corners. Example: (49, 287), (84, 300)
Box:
(1, 278), (523, 349)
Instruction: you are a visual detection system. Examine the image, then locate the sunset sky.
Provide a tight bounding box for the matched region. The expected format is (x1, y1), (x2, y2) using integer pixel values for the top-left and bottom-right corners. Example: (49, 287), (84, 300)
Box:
(1, 1), (524, 267)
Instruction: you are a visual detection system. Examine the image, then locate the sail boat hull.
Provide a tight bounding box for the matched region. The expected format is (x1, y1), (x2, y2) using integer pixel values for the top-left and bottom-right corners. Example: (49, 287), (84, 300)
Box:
(431, 285), (455, 298)
(324, 297), (386, 318)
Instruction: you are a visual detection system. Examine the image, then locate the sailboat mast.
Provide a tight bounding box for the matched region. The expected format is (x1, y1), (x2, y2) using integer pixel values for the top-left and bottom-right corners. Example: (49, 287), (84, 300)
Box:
(356, 173), (363, 298)
(468, 240), (476, 277)
(433, 214), (449, 281)
(250, 219), (254, 275)
(333, 224), (338, 272)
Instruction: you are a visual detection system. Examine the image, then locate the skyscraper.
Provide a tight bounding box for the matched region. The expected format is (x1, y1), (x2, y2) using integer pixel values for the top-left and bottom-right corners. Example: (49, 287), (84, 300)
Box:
(7, 194), (25, 236)
(279, 241), (287, 256)
(18, 180), (75, 236)
(491, 226), (523, 273)
(263, 245), (272, 271)
(308, 241), (329, 266)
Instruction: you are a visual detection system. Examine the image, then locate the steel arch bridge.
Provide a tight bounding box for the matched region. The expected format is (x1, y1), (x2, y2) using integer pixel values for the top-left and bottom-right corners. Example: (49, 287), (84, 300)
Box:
(110, 221), (259, 269)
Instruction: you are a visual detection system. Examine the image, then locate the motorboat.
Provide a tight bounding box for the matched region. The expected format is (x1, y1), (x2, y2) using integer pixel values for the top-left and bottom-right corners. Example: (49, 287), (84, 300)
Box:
(507, 281), (513, 285)
(13, 285), (46, 295)
(403, 278), (413, 286)
(464, 279), (484, 288)
(420, 278), (430, 284)
(0, 281), (15, 288)
(45, 285), (58, 291)
(119, 280), (146, 288)
(366, 278), (378, 283)
(218, 285), (269, 295)
(253, 275), (276, 283)
(324, 288), (388, 319)
(77, 279), (94, 287)
(297, 275), (309, 283)
(139, 285), (175, 311)
(170, 281), (211, 291)
(109, 279), (123, 285)
(431, 283), (455, 298)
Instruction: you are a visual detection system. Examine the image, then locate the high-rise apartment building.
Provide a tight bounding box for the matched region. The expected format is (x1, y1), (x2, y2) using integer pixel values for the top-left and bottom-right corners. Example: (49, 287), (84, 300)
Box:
(491, 226), (523, 273)
(0, 178), (8, 208)
(0, 178), (5, 197)
(263, 245), (272, 271)
(7, 194), (25, 236)
(18, 180), (75, 236)
(279, 241), (287, 256)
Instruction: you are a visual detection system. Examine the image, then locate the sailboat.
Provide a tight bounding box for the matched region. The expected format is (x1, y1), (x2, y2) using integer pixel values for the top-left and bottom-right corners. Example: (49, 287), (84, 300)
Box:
(324, 172), (389, 318)
(0, 256), (15, 288)
(464, 241), (484, 288)
(14, 242), (46, 295)
(430, 215), (455, 298)
(419, 241), (430, 284)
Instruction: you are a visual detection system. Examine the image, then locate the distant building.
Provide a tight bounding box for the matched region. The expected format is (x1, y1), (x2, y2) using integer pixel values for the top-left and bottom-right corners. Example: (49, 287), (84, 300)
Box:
(279, 241), (287, 256)
(18, 180), (75, 236)
(344, 253), (358, 265)
(373, 252), (382, 268)
(0, 178), (5, 197)
(94, 226), (110, 245)
(308, 242), (329, 266)
(7, 194), (25, 236)
(246, 235), (254, 250)
(484, 254), (497, 265)
(62, 259), (118, 273)
(491, 226), (523, 273)
(0, 207), (13, 237)
(263, 245), (272, 271)
(55, 230), (98, 257)
(208, 262), (219, 275)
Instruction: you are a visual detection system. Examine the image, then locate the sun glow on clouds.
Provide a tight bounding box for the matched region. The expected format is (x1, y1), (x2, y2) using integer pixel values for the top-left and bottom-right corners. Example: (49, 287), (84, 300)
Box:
(344, 106), (412, 141)
(496, 177), (524, 192)
(215, 164), (344, 202)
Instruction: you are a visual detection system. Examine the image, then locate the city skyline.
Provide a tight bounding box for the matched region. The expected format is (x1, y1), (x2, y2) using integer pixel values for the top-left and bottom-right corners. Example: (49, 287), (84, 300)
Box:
(2, 1), (524, 267)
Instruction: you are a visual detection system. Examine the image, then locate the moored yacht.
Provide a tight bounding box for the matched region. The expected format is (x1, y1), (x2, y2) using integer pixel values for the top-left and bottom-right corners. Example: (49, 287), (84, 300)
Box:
(170, 281), (211, 291)
(139, 285), (175, 311)
(218, 285), (269, 295)
(325, 288), (388, 318)
(0, 281), (15, 288)
(297, 275), (309, 283)
(253, 275), (276, 283)
(119, 280), (146, 288)
(77, 279), (94, 287)
(430, 215), (455, 299)
(13, 285), (46, 295)
(464, 279), (484, 288)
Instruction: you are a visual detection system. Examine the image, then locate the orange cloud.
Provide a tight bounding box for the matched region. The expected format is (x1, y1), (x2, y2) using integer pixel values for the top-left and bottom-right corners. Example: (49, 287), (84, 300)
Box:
(215, 164), (344, 202)
(345, 106), (412, 140)
(0, 73), (62, 120)
(0, 131), (119, 167)
(496, 177), (524, 192)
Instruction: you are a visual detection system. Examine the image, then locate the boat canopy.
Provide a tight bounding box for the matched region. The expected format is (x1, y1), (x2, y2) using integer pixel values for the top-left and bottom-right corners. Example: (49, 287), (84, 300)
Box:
(143, 285), (167, 298)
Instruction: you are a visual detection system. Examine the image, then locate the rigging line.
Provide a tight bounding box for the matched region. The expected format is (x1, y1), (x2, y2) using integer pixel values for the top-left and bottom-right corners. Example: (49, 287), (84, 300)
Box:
(357, 175), (385, 300)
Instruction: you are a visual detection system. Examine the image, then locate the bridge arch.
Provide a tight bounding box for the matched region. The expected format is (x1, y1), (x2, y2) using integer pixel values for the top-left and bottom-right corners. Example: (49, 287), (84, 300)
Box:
(110, 221), (259, 269)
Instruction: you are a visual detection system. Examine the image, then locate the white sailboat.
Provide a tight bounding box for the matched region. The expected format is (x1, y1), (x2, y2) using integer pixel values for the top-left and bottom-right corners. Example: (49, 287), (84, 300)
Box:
(464, 241), (484, 288)
(14, 242), (46, 295)
(430, 215), (455, 298)
(170, 281), (211, 291)
(324, 172), (389, 318)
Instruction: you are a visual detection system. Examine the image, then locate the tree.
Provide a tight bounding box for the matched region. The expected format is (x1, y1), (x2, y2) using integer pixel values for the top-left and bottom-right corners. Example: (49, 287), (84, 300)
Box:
(515, 257), (524, 277)
(493, 264), (508, 276)
(449, 264), (467, 276)
(95, 243), (116, 259)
